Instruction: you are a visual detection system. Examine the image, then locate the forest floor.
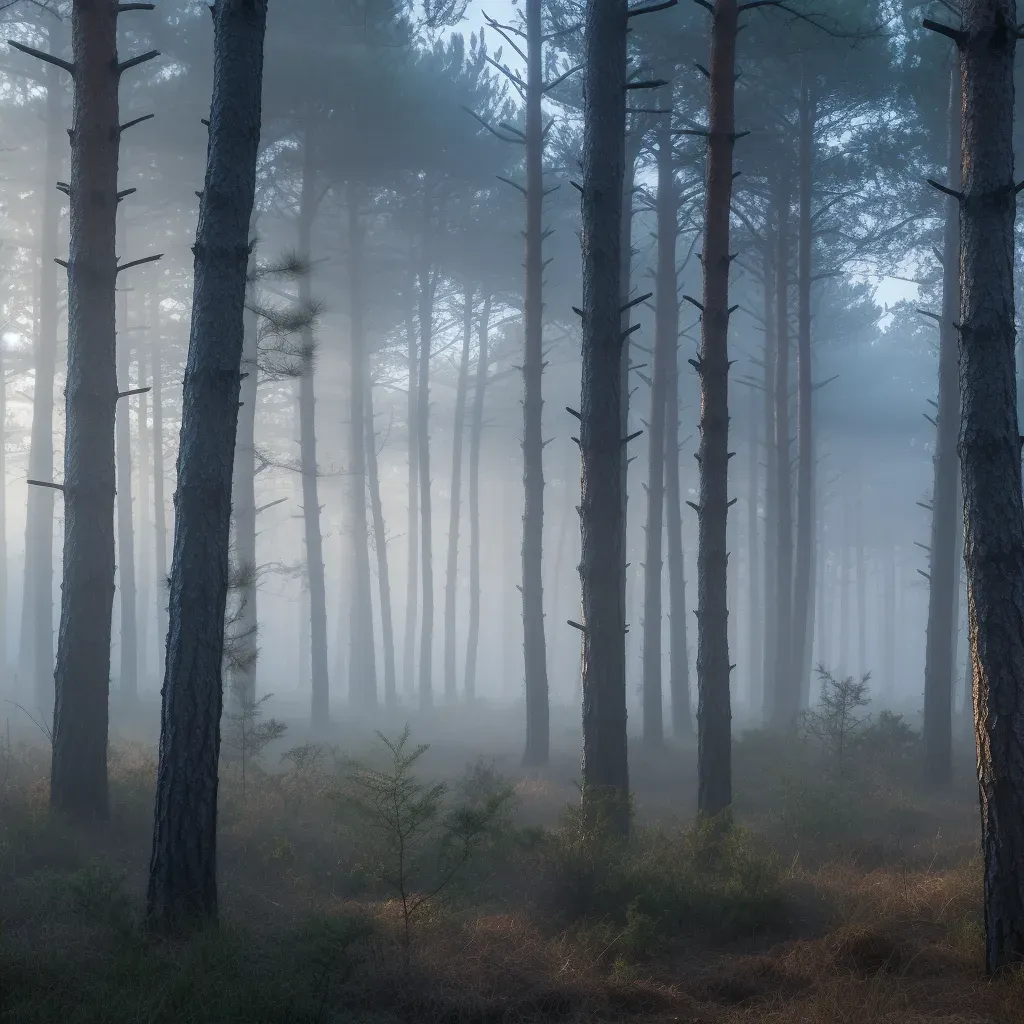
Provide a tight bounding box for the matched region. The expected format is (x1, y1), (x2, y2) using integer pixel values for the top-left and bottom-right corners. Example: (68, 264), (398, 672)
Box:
(0, 699), (1012, 1023)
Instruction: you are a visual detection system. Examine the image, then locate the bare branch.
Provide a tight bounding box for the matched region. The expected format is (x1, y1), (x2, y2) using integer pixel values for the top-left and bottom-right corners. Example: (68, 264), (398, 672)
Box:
(117, 254), (163, 274)
(116, 49), (159, 75)
(6, 40), (74, 75)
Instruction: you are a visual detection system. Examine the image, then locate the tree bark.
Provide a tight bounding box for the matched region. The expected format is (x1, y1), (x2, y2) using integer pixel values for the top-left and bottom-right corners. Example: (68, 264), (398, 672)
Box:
(769, 174), (793, 727)
(151, 288), (168, 676)
(50, 0), (124, 820)
(579, 0), (630, 834)
(522, 0), (550, 763)
(137, 327), (151, 687)
(464, 295), (490, 704)
(694, 0), (740, 817)
(791, 71), (815, 713)
(115, 279), (138, 700)
(641, 115), (676, 748)
(923, 62), (962, 791)
(346, 181), (377, 708)
(444, 285), (473, 704)
(147, 0), (267, 929)
(746, 380), (761, 712)
(365, 368), (396, 707)
(296, 120), (330, 726)
(22, 56), (61, 712)
(760, 222), (777, 721)
(952, 0), (1024, 973)
(402, 270), (418, 699)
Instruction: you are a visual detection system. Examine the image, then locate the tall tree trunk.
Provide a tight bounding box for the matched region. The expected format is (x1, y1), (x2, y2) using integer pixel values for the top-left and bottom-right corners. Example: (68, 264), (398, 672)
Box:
(444, 286), (473, 704)
(883, 539), (896, 696)
(417, 201), (436, 710)
(22, 57), (61, 711)
(464, 295), (490, 704)
(943, 0), (1024, 973)
(694, 0), (740, 817)
(402, 272), (419, 699)
(923, 62), (962, 791)
(296, 122), (330, 726)
(579, 0), (630, 834)
(230, 275), (259, 706)
(855, 482), (866, 675)
(147, 0), (267, 928)
(115, 275), (138, 700)
(151, 289), (168, 675)
(747, 383), (761, 712)
(46, 0), (124, 820)
(365, 372), (396, 707)
(770, 175), (793, 727)
(839, 506), (850, 672)
(791, 72), (816, 711)
(522, 0), (550, 763)
(641, 115), (675, 748)
(346, 182), (377, 708)
(137, 330), (151, 687)
(760, 224), (777, 721)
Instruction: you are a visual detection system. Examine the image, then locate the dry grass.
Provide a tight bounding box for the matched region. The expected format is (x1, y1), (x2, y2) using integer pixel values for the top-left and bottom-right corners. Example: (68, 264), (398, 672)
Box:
(0, 711), (1005, 1023)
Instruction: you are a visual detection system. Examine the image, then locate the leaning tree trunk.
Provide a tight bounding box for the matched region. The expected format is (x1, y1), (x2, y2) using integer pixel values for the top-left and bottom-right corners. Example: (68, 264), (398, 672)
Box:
(12, 0), (161, 821)
(578, 0), (630, 835)
(22, 56), (61, 711)
(522, 0), (549, 764)
(770, 174), (793, 727)
(931, 0), (1024, 973)
(464, 294), (491, 704)
(115, 286), (138, 700)
(296, 123), (330, 725)
(922, 61), (962, 792)
(444, 286), (473, 704)
(695, 0), (740, 817)
(402, 271), (419, 699)
(151, 288), (168, 674)
(417, 200), (437, 709)
(641, 112), (676, 748)
(365, 371), (397, 707)
(146, 0), (267, 929)
(346, 182), (377, 708)
(791, 72), (815, 713)
(760, 221), (777, 721)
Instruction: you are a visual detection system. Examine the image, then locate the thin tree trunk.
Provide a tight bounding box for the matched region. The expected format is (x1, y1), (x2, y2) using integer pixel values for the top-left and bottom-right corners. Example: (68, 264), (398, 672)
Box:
(346, 181), (377, 708)
(747, 382), (761, 712)
(464, 295), (490, 704)
(884, 541), (896, 696)
(579, 0), (630, 834)
(855, 482), (866, 675)
(522, 0), (550, 763)
(151, 289), (168, 675)
(22, 57), (61, 711)
(365, 372), (396, 707)
(147, 0), (267, 928)
(443, 286), (473, 703)
(641, 115), (675, 748)
(770, 174), (793, 727)
(839, 508), (850, 672)
(791, 71), (816, 712)
(923, 61), (962, 790)
(760, 226), (777, 722)
(296, 121), (330, 726)
(948, 0), (1024, 973)
(137, 329), (151, 687)
(403, 271), (419, 699)
(417, 199), (436, 710)
(694, 0), (740, 817)
(116, 276), (138, 700)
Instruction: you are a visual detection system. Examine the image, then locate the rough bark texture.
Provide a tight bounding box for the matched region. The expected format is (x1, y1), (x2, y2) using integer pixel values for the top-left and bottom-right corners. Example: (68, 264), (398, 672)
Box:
(641, 116), (676, 747)
(444, 286), (473, 704)
(923, 62), (962, 791)
(296, 127), (330, 725)
(346, 182), (377, 708)
(522, 0), (549, 764)
(769, 176), (793, 727)
(464, 295), (490, 704)
(115, 291), (138, 699)
(146, 0), (266, 928)
(365, 370), (396, 706)
(402, 273), (418, 698)
(954, 0), (1024, 974)
(50, 0), (122, 821)
(578, 0), (630, 835)
(695, 0), (739, 818)
(417, 205), (436, 710)
(151, 288), (168, 674)
(791, 73), (815, 713)
(23, 57), (60, 711)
